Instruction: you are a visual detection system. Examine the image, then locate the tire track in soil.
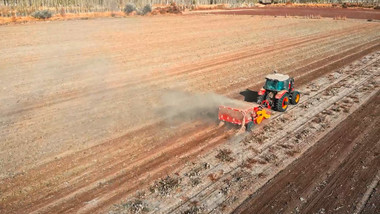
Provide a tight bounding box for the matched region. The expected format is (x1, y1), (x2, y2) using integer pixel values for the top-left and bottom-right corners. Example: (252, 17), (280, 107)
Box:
(360, 179), (380, 214)
(234, 91), (380, 214)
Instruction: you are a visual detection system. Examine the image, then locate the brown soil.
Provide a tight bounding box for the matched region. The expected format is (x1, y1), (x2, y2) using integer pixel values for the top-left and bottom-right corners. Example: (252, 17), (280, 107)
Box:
(361, 182), (380, 213)
(211, 7), (380, 20)
(0, 15), (379, 213)
(234, 92), (380, 214)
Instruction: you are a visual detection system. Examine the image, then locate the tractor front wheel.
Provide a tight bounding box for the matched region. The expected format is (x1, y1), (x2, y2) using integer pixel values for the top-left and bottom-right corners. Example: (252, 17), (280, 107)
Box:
(290, 91), (300, 105)
(276, 93), (289, 112)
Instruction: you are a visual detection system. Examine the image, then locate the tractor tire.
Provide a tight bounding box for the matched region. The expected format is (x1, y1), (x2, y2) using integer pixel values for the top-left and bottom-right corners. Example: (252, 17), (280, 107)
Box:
(275, 93), (289, 112)
(257, 95), (265, 104)
(246, 121), (254, 132)
(290, 91), (300, 105)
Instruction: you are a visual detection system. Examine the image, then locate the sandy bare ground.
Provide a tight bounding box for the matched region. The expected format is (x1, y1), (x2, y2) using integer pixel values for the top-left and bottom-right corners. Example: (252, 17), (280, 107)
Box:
(0, 15), (379, 213)
(207, 7), (380, 20)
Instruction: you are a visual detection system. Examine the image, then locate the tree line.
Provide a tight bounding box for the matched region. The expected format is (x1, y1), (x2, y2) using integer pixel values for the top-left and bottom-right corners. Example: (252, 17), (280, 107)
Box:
(0, 0), (378, 17)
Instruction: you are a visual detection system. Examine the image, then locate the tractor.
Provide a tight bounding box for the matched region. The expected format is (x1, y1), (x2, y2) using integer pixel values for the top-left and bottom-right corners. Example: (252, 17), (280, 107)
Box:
(257, 72), (300, 112)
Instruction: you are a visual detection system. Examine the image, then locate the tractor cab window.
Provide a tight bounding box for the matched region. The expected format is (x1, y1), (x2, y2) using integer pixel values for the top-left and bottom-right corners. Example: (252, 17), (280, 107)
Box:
(284, 79), (289, 90)
(264, 79), (284, 91)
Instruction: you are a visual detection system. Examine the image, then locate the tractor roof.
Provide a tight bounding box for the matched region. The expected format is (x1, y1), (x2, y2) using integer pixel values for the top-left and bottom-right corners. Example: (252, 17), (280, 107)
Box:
(265, 73), (289, 81)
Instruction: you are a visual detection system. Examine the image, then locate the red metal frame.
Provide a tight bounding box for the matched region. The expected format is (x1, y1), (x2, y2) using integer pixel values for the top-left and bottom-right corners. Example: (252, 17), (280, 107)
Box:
(218, 106), (261, 125)
(275, 90), (288, 99)
(258, 88), (266, 96)
(261, 100), (271, 109)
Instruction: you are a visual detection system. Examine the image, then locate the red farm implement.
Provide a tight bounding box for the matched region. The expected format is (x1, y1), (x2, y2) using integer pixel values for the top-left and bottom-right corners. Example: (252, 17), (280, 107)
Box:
(218, 104), (270, 132)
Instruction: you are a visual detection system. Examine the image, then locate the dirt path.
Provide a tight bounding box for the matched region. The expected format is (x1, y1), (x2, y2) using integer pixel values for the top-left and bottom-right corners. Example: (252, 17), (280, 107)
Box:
(234, 92), (380, 214)
(209, 7), (380, 20)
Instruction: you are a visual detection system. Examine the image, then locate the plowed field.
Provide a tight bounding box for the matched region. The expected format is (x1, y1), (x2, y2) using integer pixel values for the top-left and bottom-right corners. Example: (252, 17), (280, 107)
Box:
(0, 15), (379, 213)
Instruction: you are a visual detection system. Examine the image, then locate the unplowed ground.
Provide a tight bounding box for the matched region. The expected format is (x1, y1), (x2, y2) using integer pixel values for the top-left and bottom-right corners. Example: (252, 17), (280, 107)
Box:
(0, 15), (379, 213)
(210, 7), (380, 20)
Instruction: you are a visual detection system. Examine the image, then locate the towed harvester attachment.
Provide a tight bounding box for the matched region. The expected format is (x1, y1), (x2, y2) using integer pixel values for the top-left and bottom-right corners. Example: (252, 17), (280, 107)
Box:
(218, 104), (270, 132)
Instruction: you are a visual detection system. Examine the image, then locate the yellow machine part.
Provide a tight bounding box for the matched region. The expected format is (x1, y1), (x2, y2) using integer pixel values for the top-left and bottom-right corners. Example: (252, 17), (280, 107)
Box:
(255, 109), (271, 124)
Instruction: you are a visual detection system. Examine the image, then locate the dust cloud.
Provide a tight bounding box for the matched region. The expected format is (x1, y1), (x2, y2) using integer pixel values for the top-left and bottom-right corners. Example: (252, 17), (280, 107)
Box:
(156, 90), (245, 125)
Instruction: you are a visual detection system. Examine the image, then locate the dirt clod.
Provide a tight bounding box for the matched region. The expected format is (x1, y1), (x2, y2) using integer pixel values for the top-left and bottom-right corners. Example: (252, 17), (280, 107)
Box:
(182, 205), (202, 214)
(120, 199), (149, 213)
(279, 143), (294, 149)
(190, 178), (201, 187)
(261, 153), (278, 163)
(215, 149), (235, 162)
(258, 172), (267, 178)
(208, 173), (218, 182)
(285, 147), (301, 157)
(149, 176), (181, 196)
(186, 166), (203, 178)
(247, 146), (260, 154)
(242, 158), (258, 169)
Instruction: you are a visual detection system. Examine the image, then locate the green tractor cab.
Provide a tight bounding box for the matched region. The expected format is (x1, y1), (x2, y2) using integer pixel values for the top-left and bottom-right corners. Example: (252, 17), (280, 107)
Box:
(257, 73), (300, 112)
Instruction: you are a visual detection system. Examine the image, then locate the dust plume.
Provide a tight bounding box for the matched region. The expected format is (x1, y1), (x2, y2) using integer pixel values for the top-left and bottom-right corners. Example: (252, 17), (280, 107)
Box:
(156, 90), (245, 125)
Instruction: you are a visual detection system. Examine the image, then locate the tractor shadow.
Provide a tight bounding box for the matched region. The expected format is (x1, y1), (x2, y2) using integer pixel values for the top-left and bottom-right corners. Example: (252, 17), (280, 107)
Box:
(239, 89), (259, 102)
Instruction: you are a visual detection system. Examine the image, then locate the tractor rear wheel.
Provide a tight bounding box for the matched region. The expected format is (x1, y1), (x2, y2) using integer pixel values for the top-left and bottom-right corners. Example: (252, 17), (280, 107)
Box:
(290, 91), (300, 105)
(276, 93), (289, 112)
(246, 121), (254, 132)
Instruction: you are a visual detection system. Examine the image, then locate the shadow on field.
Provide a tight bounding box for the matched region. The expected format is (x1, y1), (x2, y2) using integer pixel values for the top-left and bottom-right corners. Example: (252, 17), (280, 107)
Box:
(240, 89), (259, 103)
